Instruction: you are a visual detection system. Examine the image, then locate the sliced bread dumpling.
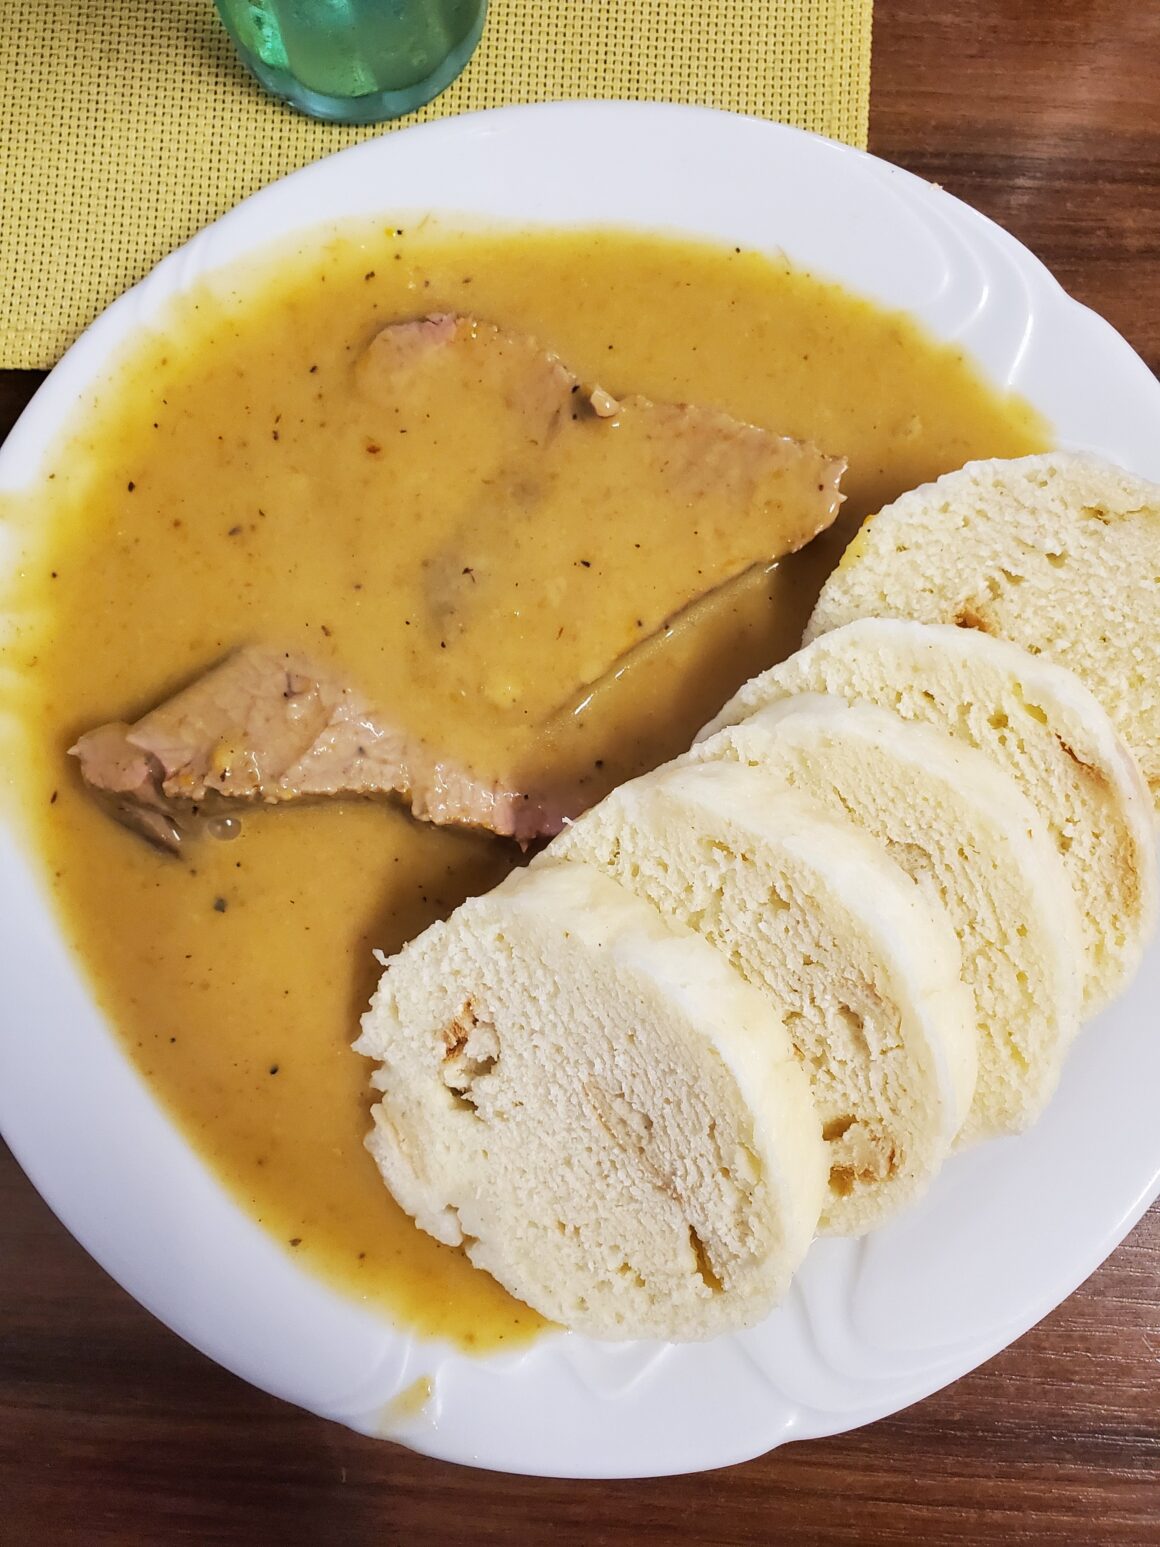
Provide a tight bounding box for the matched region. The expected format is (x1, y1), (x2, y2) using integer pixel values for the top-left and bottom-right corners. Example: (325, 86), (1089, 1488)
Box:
(548, 761), (976, 1235)
(354, 859), (827, 1343)
(689, 695), (1083, 1144)
(701, 619), (1156, 1011)
(804, 452), (1160, 802)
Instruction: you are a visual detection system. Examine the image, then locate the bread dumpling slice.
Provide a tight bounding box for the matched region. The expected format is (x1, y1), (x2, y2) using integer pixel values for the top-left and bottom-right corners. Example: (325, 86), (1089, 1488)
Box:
(549, 761), (976, 1235)
(689, 695), (1083, 1144)
(804, 452), (1160, 803)
(354, 859), (827, 1343)
(701, 619), (1156, 1012)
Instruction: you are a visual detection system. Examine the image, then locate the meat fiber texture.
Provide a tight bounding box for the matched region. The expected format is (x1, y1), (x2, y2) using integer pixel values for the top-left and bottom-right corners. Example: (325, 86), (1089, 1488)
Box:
(71, 314), (846, 851)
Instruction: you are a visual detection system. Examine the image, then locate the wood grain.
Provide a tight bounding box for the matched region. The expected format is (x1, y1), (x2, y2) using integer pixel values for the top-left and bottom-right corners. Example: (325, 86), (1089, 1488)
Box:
(871, 2), (1160, 377)
(2, 1), (1159, 1539)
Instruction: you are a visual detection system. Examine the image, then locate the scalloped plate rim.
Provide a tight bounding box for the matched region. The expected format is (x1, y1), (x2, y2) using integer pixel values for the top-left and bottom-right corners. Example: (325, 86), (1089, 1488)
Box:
(1, 102), (1158, 1480)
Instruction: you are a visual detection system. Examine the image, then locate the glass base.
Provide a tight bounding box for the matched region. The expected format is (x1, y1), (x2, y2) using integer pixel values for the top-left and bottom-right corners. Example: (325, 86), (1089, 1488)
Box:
(231, 5), (487, 126)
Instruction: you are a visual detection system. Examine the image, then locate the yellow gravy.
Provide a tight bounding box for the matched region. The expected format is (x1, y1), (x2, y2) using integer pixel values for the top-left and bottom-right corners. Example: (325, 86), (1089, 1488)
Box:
(1, 224), (1049, 1350)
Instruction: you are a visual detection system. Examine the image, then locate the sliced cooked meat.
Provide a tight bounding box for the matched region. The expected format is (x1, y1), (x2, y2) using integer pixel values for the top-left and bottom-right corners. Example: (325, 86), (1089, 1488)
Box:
(69, 646), (574, 852)
(603, 396), (839, 526)
(357, 315), (847, 714)
(358, 313), (579, 436)
(359, 312), (846, 553)
(73, 319), (847, 852)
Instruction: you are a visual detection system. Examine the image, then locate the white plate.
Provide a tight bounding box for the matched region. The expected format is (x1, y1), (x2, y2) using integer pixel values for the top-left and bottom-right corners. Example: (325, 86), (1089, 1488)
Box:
(1, 103), (1158, 1480)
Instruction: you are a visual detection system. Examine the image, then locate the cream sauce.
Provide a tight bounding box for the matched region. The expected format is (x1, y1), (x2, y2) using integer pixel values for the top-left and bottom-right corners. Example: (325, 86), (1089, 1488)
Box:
(0, 223), (1049, 1349)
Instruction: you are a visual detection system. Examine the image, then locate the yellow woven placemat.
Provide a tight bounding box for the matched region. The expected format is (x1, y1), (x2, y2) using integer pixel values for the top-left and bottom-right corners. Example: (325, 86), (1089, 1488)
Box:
(0, 0), (872, 369)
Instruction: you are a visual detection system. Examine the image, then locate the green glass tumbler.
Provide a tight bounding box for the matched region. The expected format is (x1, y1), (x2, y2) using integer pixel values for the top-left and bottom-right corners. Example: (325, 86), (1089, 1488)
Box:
(213, 0), (489, 124)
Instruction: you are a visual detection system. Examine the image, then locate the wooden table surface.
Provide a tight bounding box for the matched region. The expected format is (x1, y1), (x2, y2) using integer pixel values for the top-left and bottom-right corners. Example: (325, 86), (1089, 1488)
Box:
(2, 2), (1158, 1540)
